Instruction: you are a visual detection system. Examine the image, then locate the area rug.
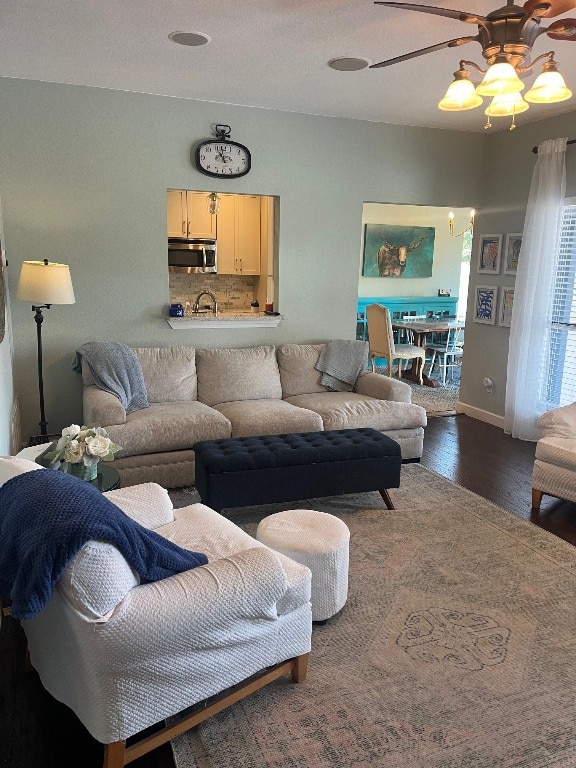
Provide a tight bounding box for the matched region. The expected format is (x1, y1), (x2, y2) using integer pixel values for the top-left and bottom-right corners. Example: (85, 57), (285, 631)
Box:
(169, 465), (576, 768)
(374, 366), (460, 416)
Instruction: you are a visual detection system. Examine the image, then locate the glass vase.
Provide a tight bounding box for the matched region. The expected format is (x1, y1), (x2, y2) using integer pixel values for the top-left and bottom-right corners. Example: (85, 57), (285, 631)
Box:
(66, 462), (98, 481)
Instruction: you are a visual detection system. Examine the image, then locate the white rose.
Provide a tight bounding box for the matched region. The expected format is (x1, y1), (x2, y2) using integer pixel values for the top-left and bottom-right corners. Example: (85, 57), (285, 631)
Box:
(62, 424), (81, 439)
(64, 439), (85, 464)
(85, 435), (111, 458)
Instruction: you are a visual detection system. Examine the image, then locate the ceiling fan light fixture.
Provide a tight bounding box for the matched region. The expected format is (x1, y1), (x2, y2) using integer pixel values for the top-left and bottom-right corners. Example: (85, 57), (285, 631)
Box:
(524, 59), (573, 102)
(438, 67), (484, 110)
(476, 59), (525, 96)
(484, 91), (529, 116)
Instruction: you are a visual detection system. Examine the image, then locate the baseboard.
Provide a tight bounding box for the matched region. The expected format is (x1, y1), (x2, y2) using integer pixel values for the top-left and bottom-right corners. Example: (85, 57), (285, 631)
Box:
(456, 401), (505, 429)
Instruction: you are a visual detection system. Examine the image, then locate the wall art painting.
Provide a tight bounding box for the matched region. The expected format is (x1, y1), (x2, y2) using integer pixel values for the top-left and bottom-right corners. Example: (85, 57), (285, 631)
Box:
(362, 224), (435, 278)
(477, 234), (502, 274)
(504, 233), (522, 275)
(474, 285), (498, 325)
(499, 286), (515, 327)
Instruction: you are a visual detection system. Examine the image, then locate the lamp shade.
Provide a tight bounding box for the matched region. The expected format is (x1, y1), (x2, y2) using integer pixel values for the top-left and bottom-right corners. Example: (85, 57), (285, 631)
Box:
(16, 260), (75, 305)
(524, 69), (572, 103)
(484, 92), (529, 116)
(438, 76), (483, 111)
(476, 61), (525, 96)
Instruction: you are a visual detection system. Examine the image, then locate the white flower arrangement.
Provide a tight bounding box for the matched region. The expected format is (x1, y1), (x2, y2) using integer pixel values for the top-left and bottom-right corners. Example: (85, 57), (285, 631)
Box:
(45, 424), (121, 468)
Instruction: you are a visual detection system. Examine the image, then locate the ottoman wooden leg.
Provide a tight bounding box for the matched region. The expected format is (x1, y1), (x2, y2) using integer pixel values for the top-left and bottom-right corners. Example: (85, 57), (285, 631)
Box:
(379, 489), (395, 509)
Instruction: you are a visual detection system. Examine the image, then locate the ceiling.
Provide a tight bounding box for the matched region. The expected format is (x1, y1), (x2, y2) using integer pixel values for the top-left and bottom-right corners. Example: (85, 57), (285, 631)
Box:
(1, 0), (575, 133)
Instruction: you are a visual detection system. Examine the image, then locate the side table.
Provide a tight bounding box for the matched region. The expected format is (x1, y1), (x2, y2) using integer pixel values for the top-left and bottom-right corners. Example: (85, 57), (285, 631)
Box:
(16, 445), (121, 492)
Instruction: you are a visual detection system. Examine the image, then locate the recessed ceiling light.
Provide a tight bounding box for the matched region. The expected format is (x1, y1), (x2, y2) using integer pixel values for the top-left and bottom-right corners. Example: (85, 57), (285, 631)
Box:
(169, 31), (211, 47)
(328, 57), (371, 72)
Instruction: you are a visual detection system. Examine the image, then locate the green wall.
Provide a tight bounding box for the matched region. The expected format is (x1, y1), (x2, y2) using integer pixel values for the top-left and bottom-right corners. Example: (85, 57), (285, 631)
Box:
(0, 78), (487, 442)
(460, 114), (576, 425)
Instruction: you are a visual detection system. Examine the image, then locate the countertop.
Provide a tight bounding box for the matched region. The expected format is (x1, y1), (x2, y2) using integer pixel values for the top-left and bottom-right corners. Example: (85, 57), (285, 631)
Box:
(166, 311), (282, 329)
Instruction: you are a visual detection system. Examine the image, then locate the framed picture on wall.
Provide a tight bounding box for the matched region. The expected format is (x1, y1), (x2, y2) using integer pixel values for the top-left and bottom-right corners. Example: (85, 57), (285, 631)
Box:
(473, 285), (498, 324)
(362, 223), (435, 278)
(498, 287), (515, 327)
(477, 234), (502, 274)
(503, 233), (522, 274)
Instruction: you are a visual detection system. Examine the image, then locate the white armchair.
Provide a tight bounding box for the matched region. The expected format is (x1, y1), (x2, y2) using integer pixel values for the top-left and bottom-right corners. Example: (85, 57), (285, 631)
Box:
(0, 460), (312, 768)
(531, 403), (576, 511)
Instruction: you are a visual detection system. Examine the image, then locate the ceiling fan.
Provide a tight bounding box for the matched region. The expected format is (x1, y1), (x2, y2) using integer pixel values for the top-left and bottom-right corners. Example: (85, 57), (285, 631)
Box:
(370, 0), (576, 125)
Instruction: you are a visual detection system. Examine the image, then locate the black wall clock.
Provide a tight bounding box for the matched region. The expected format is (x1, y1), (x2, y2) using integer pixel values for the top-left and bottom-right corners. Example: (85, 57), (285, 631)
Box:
(195, 125), (251, 178)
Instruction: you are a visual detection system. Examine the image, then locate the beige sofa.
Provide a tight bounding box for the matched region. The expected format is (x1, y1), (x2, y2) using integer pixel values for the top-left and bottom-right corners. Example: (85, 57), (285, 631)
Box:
(81, 344), (427, 488)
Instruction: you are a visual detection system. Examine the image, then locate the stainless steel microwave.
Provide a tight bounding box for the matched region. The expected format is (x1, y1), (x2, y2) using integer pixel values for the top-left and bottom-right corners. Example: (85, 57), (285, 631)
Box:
(168, 238), (217, 273)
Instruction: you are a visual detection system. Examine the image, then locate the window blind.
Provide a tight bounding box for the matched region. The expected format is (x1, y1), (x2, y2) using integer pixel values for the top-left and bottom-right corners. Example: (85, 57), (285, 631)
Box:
(547, 200), (576, 407)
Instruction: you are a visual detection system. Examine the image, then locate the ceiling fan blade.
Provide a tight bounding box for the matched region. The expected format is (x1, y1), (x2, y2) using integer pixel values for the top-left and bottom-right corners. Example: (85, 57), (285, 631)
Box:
(544, 16), (576, 38)
(375, 2), (487, 24)
(369, 36), (477, 68)
(523, 0), (576, 16)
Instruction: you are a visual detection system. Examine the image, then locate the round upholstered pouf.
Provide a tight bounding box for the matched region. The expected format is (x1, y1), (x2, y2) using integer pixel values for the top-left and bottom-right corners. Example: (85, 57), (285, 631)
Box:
(256, 509), (350, 622)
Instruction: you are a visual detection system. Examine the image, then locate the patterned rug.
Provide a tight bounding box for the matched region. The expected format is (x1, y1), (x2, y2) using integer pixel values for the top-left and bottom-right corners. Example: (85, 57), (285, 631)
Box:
(374, 366), (460, 416)
(169, 465), (576, 768)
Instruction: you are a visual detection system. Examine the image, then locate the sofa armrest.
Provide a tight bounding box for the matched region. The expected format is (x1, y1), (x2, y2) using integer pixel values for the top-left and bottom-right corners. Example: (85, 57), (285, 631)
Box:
(538, 403), (576, 438)
(104, 483), (175, 529)
(355, 371), (412, 403)
(98, 547), (293, 656)
(83, 385), (127, 427)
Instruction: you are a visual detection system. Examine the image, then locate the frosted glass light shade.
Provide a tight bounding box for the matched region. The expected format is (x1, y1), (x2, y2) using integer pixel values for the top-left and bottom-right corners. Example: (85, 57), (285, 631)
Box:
(484, 92), (529, 116)
(476, 62), (524, 96)
(438, 77), (483, 110)
(525, 70), (572, 103)
(17, 261), (76, 304)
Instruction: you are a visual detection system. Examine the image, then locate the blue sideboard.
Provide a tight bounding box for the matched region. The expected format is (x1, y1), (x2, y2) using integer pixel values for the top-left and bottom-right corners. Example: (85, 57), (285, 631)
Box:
(357, 296), (459, 341)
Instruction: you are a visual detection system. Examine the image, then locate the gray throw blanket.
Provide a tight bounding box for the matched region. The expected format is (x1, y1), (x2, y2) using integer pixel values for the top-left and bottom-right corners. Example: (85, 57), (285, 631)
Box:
(315, 340), (369, 392)
(73, 342), (149, 414)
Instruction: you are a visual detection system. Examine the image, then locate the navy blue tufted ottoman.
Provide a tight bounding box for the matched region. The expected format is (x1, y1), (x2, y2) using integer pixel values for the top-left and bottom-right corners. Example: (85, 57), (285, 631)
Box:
(193, 428), (401, 512)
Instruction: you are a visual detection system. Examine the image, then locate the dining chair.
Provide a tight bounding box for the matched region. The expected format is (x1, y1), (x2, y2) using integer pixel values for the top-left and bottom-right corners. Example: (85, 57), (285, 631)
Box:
(366, 304), (426, 385)
(426, 324), (464, 385)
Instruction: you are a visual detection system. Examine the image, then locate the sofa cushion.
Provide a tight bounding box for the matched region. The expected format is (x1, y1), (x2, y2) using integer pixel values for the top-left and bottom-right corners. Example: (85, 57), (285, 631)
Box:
(0, 456), (44, 488)
(212, 400), (324, 438)
(107, 401), (231, 458)
(133, 346), (197, 403)
(196, 346), (282, 406)
(535, 436), (576, 471)
(284, 392), (427, 432)
(58, 540), (140, 620)
(104, 482), (175, 529)
(538, 403), (576, 439)
(276, 343), (326, 397)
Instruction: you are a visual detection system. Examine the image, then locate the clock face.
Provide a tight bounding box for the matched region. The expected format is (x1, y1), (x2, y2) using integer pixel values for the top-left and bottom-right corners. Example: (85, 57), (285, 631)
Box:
(195, 140), (251, 178)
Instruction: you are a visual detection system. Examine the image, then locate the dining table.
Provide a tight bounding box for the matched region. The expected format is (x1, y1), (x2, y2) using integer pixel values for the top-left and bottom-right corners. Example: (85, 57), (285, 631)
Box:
(391, 318), (465, 388)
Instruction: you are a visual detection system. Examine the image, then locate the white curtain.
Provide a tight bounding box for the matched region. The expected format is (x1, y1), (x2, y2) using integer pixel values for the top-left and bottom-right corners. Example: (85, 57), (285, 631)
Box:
(504, 137), (567, 440)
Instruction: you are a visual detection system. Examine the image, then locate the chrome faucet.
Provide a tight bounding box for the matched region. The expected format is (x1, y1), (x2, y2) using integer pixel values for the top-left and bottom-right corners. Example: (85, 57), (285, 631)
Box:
(192, 291), (218, 316)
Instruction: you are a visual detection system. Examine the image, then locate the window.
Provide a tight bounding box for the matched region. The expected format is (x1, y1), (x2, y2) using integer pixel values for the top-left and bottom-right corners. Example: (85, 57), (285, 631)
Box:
(546, 199), (576, 407)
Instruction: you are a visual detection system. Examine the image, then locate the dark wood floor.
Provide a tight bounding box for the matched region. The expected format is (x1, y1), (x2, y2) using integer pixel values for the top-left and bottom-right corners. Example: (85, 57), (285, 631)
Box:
(2, 414), (576, 768)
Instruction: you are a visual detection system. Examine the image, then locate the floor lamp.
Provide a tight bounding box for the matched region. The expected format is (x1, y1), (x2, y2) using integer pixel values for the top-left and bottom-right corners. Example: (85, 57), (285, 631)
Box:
(16, 259), (75, 443)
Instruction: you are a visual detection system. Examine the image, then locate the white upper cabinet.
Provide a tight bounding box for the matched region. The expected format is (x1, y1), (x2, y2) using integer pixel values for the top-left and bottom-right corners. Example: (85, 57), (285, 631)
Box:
(166, 190), (216, 239)
(217, 194), (261, 275)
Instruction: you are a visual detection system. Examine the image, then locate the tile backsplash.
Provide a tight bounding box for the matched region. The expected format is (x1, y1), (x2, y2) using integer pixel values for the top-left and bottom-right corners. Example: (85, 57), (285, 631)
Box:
(169, 273), (257, 311)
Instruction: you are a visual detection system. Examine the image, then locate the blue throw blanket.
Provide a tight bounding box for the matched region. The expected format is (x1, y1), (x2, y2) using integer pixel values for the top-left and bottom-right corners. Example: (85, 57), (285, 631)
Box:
(72, 341), (149, 414)
(0, 470), (208, 620)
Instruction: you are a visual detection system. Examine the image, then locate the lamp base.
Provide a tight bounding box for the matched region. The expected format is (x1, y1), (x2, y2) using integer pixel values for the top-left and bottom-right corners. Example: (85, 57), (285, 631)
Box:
(28, 433), (60, 447)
